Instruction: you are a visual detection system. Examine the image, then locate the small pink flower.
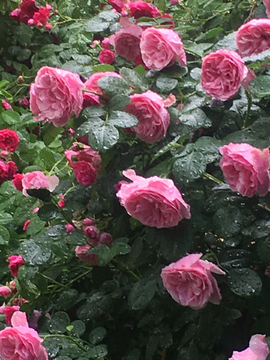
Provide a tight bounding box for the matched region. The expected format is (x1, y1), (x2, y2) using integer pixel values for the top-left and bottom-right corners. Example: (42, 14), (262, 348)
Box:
(21, 171), (59, 196)
(19, 98), (29, 107)
(58, 194), (65, 208)
(236, 19), (270, 57)
(229, 334), (269, 360)
(140, 27), (186, 71)
(84, 226), (100, 239)
(66, 223), (77, 233)
(75, 242), (98, 265)
(1, 100), (12, 110)
(82, 92), (100, 108)
(161, 253), (225, 309)
(0, 286), (12, 298)
(90, 40), (99, 48)
(99, 232), (113, 246)
(0, 311), (48, 359)
(99, 49), (115, 64)
(101, 38), (111, 49)
(12, 173), (24, 191)
(219, 143), (270, 197)
(33, 7), (50, 26)
(32, 207), (39, 213)
(111, 24), (143, 61)
(23, 219), (31, 231)
(45, 23), (52, 31)
(82, 218), (96, 226)
(129, 1), (160, 19)
(116, 169), (191, 228)
(0, 129), (19, 152)
(8, 255), (24, 277)
(201, 49), (247, 101)
(125, 90), (170, 143)
(30, 66), (84, 127)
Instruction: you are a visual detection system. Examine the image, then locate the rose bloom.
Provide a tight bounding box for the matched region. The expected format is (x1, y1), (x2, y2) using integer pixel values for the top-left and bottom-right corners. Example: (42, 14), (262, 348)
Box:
(10, 0), (38, 24)
(22, 171), (59, 196)
(140, 27), (186, 71)
(32, 7), (50, 26)
(161, 253), (225, 309)
(0, 306), (20, 325)
(8, 255), (24, 277)
(0, 311), (48, 360)
(30, 66), (84, 127)
(219, 143), (270, 198)
(236, 19), (270, 57)
(72, 161), (98, 186)
(129, 1), (160, 19)
(112, 25), (143, 61)
(201, 49), (247, 101)
(6, 161), (17, 180)
(75, 243), (99, 265)
(99, 49), (115, 64)
(0, 286), (12, 298)
(84, 71), (122, 95)
(125, 90), (170, 143)
(12, 173), (24, 191)
(116, 169), (191, 228)
(0, 129), (19, 152)
(264, 0), (270, 16)
(229, 334), (269, 360)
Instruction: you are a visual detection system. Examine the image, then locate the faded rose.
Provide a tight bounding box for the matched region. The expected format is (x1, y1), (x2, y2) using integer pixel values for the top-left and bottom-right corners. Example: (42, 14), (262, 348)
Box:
(0, 311), (48, 360)
(236, 19), (270, 57)
(140, 27), (186, 71)
(111, 25), (143, 61)
(125, 90), (170, 143)
(0, 129), (19, 152)
(8, 255), (24, 277)
(161, 253), (225, 309)
(21, 171), (59, 196)
(201, 49), (247, 101)
(116, 169), (191, 228)
(229, 334), (269, 360)
(99, 49), (115, 64)
(30, 66), (84, 127)
(219, 143), (270, 197)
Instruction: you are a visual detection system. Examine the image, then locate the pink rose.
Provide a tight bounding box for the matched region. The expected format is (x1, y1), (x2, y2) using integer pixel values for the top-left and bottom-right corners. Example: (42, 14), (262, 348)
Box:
(0, 306), (20, 325)
(82, 93), (100, 108)
(32, 7), (50, 26)
(264, 0), (270, 16)
(236, 19), (270, 57)
(0, 129), (19, 152)
(12, 174), (24, 191)
(201, 49), (247, 101)
(30, 66), (84, 127)
(84, 226), (100, 239)
(229, 334), (269, 360)
(219, 143), (270, 197)
(75, 242), (99, 265)
(22, 171), (59, 196)
(116, 169), (191, 228)
(128, 1), (160, 19)
(124, 90), (170, 143)
(111, 25), (143, 61)
(8, 255), (24, 277)
(101, 37), (111, 49)
(140, 27), (186, 71)
(161, 253), (225, 309)
(0, 286), (12, 298)
(0, 311), (48, 360)
(84, 71), (122, 95)
(72, 161), (99, 186)
(99, 49), (115, 64)
(1, 100), (12, 110)
(82, 218), (96, 226)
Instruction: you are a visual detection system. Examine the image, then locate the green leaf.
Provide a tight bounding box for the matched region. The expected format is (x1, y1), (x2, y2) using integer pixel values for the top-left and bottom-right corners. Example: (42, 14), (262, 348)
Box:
(26, 214), (46, 236)
(0, 225), (10, 245)
(227, 268), (262, 297)
(44, 126), (64, 146)
(128, 279), (156, 310)
(81, 106), (106, 119)
(49, 311), (70, 334)
(13, 196), (38, 225)
(109, 94), (131, 111)
(196, 27), (223, 41)
(65, 232), (87, 245)
(0, 212), (13, 225)
(180, 109), (212, 129)
(249, 75), (270, 97)
(0, 181), (18, 196)
(1, 110), (20, 125)
(243, 49), (270, 64)
(70, 320), (86, 337)
(108, 111), (138, 128)
(85, 19), (110, 33)
(89, 327), (107, 345)
(213, 206), (242, 238)
(156, 77), (178, 92)
(173, 145), (207, 183)
(20, 239), (51, 265)
(92, 64), (115, 72)
(119, 67), (148, 91)
(98, 77), (130, 98)
(87, 344), (108, 359)
(111, 242), (131, 256)
(55, 289), (80, 310)
(39, 148), (56, 169)
(88, 123), (119, 151)
(257, 238), (270, 263)
(91, 245), (113, 266)
(194, 136), (221, 164)
(77, 118), (104, 137)
(122, 349), (141, 360)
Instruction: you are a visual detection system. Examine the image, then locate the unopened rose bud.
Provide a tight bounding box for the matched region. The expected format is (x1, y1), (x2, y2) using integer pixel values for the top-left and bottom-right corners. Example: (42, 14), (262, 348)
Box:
(45, 23), (52, 31)
(82, 218), (96, 226)
(0, 286), (12, 298)
(27, 18), (35, 26)
(99, 232), (113, 247)
(84, 225), (100, 239)
(18, 75), (23, 83)
(66, 223), (76, 233)
(19, 98), (29, 107)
